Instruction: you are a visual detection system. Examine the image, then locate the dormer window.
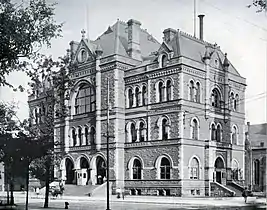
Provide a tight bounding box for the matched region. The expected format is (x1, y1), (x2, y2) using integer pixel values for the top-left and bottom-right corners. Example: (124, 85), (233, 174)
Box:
(78, 49), (88, 63)
(161, 54), (168, 67)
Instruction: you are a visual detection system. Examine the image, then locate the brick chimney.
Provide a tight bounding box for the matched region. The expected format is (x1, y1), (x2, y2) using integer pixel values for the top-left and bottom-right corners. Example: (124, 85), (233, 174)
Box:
(163, 28), (176, 43)
(198, 14), (205, 40)
(127, 19), (142, 61)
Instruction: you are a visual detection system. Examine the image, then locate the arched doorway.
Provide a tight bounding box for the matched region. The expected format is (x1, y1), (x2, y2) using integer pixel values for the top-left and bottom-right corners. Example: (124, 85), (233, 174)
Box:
(77, 157), (90, 186)
(214, 157), (225, 184)
(96, 156), (106, 185)
(65, 158), (75, 184)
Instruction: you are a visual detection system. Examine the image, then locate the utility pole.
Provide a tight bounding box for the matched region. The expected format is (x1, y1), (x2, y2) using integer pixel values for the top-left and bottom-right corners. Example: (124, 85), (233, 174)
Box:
(106, 80), (111, 210)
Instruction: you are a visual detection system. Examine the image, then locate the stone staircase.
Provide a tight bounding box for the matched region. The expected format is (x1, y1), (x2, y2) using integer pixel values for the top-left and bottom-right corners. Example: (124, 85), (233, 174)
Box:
(226, 182), (244, 197)
(64, 184), (99, 196)
(210, 182), (235, 197)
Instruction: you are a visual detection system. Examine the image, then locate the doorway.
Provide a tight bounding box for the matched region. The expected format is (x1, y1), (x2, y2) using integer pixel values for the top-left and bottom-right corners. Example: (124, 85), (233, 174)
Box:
(65, 158), (75, 184)
(214, 157), (225, 184)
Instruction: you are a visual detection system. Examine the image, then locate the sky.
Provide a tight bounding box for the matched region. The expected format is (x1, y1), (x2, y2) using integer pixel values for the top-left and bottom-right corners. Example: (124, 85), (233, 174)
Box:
(1, 0), (267, 124)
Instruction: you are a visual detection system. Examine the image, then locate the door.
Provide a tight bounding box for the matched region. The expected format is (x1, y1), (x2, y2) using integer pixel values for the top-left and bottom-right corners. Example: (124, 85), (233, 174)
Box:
(77, 169), (88, 186)
(216, 171), (222, 184)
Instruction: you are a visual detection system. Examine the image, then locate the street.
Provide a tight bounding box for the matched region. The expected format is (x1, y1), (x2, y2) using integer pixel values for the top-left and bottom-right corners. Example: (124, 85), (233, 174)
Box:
(14, 199), (263, 210)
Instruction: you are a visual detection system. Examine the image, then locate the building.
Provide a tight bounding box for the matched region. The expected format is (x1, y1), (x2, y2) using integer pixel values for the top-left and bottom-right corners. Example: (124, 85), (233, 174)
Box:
(28, 16), (247, 196)
(245, 122), (267, 192)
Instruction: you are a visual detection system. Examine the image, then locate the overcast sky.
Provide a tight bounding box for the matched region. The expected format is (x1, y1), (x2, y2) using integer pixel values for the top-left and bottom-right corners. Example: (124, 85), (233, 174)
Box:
(1, 0), (267, 124)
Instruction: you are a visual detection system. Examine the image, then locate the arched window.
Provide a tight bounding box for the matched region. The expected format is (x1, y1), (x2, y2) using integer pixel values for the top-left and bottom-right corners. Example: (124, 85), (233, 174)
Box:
(230, 92), (234, 110)
(128, 89), (133, 108)
(232, 160), (239, 181)
(191, 119), (198, 140)
(142, 86), (147, 106)
(161, 54), (168, 67)
(166, 80), (172, 101)
(35, 109), (38, 124)
(160, 157), (171, 179)
(211, 124), (216, 140)
(75, 84), (96, 114)
(232, 126), (237, 145)
(90, 127), (96, 145)
(85, 127), (89, 145)
(131, 124), (137, 143)
(78, 127), (82, 146)
(38, 107), (42, 123)
(72, 128), (77, 146)
(216, 124), (221, 142)
(135, 87), (140, 107)
(190, 158), (199, 179)
(234, 94), (239, 111)
(133, 159), (142, 179)
(254, 159), (260, 185)
(189, 81), (194, 101)
(139, 122), (145, 142)
(159, 82), (164, 102)
(162, 118), (168, 140)
(211, 88), (221, 108)
(195, 82), (200, 103)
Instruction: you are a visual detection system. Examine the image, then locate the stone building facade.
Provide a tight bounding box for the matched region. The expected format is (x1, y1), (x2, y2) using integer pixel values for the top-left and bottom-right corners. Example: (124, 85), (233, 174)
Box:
(28, 17), (246, 196)
(245, 123), (267, 192)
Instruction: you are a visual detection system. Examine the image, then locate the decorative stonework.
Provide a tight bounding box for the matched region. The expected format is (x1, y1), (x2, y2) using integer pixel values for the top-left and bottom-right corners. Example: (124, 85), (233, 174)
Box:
(182, 66), (205, 78)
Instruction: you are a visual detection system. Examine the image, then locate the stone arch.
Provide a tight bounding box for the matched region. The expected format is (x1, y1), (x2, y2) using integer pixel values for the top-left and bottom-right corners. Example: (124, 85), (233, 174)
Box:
(158, 52), (168, 68)
(76, 154), (90, 169)
(155, 79), (165, 102)
(69, 79), (94, 116)
(155, 154), (173, 179)
(90, 153), (107, 185)
(63, 156), (75, 184)
(188, 155), (202, 179)
(126, 121), (137, 143)
(157, 115), (171, 140)
(214, 156), (225, 169)
(127, 156), (144, 179)
(190, 117), (200, 140)
(188, 155), (202, 168)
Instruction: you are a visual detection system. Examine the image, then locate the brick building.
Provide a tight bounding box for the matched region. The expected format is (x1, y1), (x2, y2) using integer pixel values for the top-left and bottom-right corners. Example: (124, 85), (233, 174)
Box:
(28, 16), (246, 196)
(245, 123), (267, 192)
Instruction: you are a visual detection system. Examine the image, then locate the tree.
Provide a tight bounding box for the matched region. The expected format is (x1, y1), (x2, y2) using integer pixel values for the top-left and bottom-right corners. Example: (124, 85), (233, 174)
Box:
(0, 0), (62, 88)
(248, 0), (266, 12)
(27, 53), (72, 208)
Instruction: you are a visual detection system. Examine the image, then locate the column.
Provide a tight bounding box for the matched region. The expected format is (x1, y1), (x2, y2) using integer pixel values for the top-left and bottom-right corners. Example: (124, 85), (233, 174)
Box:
(95, 46), (103, 151)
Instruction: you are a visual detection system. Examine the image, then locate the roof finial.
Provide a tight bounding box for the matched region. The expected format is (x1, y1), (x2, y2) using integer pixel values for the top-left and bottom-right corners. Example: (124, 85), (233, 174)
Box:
(223, 53), (230, 67)
(81, 29), (86, 39)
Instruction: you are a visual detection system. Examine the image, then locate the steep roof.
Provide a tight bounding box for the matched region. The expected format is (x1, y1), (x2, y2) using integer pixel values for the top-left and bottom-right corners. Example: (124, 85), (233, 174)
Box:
(167, 30), (241, 76)
(92, 20), (160, 58)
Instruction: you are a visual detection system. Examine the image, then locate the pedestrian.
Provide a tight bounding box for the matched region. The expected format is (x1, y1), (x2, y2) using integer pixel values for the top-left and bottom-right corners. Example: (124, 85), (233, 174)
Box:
(36, 187), (40, 198)
(242, 187), (248, 203)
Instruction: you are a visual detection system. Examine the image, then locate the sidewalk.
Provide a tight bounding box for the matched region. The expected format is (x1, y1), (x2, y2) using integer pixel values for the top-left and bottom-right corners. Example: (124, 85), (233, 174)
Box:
(1, 192), (266, 208)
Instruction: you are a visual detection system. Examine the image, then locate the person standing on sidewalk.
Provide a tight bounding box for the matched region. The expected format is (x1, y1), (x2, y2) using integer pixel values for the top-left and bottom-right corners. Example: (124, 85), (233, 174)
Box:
(242, 187), (248, 203)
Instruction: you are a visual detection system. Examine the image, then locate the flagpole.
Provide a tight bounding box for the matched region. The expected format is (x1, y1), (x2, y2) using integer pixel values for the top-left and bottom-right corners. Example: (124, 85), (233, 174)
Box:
(194, 0), (196, 37)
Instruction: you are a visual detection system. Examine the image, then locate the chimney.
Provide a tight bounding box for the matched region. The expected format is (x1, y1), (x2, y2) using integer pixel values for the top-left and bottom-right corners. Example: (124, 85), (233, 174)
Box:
(198, 14), (205, 40)
(127, 19), (142, 61)
(163, 28), (176, 43)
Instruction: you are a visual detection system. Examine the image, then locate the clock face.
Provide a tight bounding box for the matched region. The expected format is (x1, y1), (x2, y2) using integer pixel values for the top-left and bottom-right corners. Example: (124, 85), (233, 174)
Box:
(78, 49), (88, 63)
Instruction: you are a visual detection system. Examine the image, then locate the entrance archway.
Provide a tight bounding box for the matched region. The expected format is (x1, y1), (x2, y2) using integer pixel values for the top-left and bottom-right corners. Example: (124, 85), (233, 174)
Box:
(214, 157), (225, 184)
(96, 156), (106, 185)
(65, 158), (75, 184)
(78, 157), (90, 185)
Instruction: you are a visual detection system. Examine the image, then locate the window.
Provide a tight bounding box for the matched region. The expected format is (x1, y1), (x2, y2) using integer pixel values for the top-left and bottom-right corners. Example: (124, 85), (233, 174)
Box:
(85, 127), (89, 145)
(139, 122), (145, 142)
(161, 54), (168, 67)
(232, 126), (237, 145)
(195, 82), (200, 103)
(35, 109), (38, 124)
(131, 124), (137, 142)
(158, 82), (164, 102)
(90, 127), (96, 145)
(166, 80), (172, 101)
(254, 159), (260, 185)
(189, 81), (194, 101)
(142, 86), (147, 106)
(211, 88), (221, 108)
(234, 94), (239, 111)
(230, 92), (234, 110)
(160, 157), (171, 179)
(211, 124), (216, 140)
(72, 128), (77, 146)
(190, 158), (199, 179)
(128, 89), (133, 108)
(78, 127), (82, 146)
(135, 87), (140, 107)
(216, 125), (221, 142)
(75, 84), (96, 114)
(162, 119), (168, 140)
(191, 119), (198, 140)
(133, 159), (142, 179)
